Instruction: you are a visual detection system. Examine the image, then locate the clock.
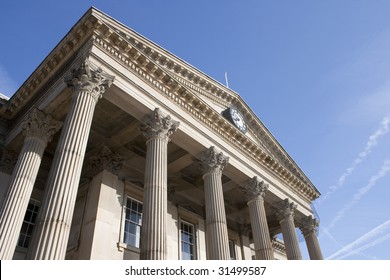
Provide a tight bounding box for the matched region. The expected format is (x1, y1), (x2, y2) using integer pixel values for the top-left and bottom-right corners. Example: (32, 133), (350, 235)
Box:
(223, 107), (248, 134)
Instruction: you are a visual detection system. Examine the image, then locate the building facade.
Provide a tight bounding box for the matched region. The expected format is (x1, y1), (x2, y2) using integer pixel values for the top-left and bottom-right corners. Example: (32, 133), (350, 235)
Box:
(0, 8), (322, 260)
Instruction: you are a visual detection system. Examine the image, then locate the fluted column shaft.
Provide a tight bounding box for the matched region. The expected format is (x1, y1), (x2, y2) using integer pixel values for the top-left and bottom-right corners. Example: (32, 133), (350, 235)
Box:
(241, 177), (274, 260)
(139, 108), (179, 260)
(248, 199), (274, 259)
(196, 146), (230, 260)
(28, 60), (114, 260)
(204, 172), (230, 259)
(300, 216), (323, 260)
(0, 109), (61, 259)
(276, 199), (302, 260)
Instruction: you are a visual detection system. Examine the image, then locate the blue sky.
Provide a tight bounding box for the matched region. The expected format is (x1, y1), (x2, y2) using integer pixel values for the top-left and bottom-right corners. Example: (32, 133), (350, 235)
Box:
(1, 1), (390, 260)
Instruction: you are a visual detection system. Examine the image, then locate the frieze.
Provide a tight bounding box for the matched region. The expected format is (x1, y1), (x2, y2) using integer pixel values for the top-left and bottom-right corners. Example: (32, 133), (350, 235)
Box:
(93, 32), (318, 201)
(123, 31), (308, 184)
(2, 10), (319, 202)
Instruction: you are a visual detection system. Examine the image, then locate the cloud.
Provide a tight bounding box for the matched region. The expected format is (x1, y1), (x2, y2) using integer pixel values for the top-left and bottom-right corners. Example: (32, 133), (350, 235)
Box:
(326, 220), (390, 260)
(0, 64), (17, 97)
(325, 159), (390, 231)
(317, 117), (390, 205)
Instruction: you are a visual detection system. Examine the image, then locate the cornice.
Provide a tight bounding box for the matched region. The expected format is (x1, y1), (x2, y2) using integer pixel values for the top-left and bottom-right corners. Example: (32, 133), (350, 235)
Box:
(91, 23), (319, 202)
(1, 8), (320, 202)
(1, 8), (102, 118)
(101, 20), (319, 200)
(272, 239), (286, 255)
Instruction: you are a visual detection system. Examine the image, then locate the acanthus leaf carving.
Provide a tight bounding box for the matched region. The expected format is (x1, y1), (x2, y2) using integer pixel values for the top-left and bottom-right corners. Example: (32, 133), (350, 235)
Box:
(240, 176), (269, 201)
(194, 146), (229, 175)
(90, 146), (125, 175)
(299, 215), (319, 237)
(139, 108), (179, 141)
(65, 58), (115, 102)
(21, 108), (62, 144)
(276, 198), (297, 221)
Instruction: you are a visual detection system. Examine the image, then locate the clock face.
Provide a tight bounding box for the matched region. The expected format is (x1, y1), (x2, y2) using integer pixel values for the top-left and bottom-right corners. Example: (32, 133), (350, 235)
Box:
(229, 108), (248, 133)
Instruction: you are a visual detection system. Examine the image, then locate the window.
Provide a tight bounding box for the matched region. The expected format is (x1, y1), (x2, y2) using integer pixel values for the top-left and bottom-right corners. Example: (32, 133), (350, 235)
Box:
(17, 199), (40, 248)
(229, 239), (236, 260)
(123, 197), (142, 248)
(180, 220), (196, 260)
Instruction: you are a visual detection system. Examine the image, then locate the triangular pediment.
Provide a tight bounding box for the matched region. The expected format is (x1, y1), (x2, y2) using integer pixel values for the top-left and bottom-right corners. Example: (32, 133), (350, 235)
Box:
(3, 7), (320, 201)
(90, 9), (276, 154)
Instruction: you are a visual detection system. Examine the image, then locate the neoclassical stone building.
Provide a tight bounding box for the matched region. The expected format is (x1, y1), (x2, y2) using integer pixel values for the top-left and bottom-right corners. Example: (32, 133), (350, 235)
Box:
(0, 7), (322, 260)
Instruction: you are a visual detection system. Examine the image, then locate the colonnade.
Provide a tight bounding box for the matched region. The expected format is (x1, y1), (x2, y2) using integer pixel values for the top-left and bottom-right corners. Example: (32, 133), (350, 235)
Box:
(0, 59), (323, 260)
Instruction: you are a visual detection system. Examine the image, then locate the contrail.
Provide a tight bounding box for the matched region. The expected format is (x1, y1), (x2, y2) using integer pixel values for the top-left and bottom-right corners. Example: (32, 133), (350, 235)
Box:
(326, 159), (390, 230)
(326, 220), (390, 260)
(317, 116), (390, 205)
(320, 226), (378, 259)
(333, 232), (390, 260)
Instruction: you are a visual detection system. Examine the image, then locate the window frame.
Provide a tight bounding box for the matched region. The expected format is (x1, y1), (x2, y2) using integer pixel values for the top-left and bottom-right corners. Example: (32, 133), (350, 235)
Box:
(121, 196), (143, 249)
(179, 219), (197, 260)
(228, 239), (237, 260)
(17, 198), (40, 249)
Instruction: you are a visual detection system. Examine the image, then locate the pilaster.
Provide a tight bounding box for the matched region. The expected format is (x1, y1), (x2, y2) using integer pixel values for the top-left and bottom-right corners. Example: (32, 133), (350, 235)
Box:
(78, 146), (125, 259)
(0, 146), (17, 175)
(90, 146), (125, 175)
(0, 147), (16, 208)
(239, 223), (252, 260)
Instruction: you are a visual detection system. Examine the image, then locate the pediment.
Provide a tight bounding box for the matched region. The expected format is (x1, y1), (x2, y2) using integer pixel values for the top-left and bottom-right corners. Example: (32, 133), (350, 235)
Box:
(90, 10), (276, 154)
(3, 7), (320, 201)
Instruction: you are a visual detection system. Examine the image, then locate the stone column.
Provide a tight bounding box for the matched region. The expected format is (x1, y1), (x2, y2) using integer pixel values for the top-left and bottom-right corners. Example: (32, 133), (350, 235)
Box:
(0, 109), (62, 259)
(276, 199), (302, 260)
(195, 146), (230, 260)
(300, 215), (323, 260)
(28, 59), (114, 260)
(139, 108), (179, 260)
(240, 177), (274, 260)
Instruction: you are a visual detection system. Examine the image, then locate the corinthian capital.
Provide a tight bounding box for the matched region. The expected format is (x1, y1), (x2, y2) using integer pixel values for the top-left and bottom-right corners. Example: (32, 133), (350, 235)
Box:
(276, 198), (297, 221)
(195, 146), (229, 175)
(0, 146), (17, 174)
(21, 108), (62, 144)
(240, 176), (269, 201)
(299, 215), (319, 236)
(139, 108), (179, 141)
(65, 58), (115, 102)
(90, 146), (125, 175)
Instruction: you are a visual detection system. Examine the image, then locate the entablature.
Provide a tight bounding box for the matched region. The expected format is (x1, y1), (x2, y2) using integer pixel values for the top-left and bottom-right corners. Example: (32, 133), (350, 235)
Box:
(1, 7), (320, 203)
